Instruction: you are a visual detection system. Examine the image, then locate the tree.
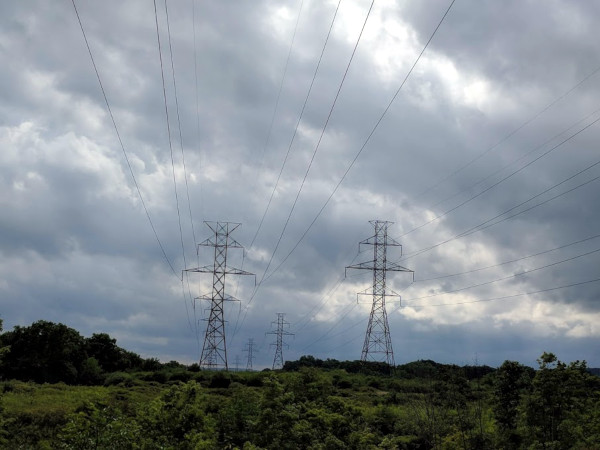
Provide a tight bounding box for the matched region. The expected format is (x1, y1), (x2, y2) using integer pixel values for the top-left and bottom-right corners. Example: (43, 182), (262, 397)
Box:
(493, 360), (533, 448)
(1, 320), (87, 384)
(523, 352), (600, 448)
(86, 332), (141, 373)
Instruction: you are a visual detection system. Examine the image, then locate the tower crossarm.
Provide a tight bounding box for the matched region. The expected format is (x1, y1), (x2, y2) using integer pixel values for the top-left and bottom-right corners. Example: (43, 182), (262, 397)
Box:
(185, 265), (255, 277)
(345, 261), (413, 277)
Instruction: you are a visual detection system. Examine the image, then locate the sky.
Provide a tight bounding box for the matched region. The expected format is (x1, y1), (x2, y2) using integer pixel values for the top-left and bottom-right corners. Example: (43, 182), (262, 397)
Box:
(1, 0), (599, 369)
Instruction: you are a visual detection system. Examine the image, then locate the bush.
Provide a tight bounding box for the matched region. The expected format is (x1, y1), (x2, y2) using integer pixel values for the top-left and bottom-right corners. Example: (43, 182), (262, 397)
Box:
(103, 372), (133, 387)
(208, 372), (231, 389)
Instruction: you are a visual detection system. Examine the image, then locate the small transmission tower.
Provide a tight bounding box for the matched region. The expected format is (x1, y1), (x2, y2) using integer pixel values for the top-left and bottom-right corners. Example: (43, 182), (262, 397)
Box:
(346, 220), (413, 366)
(243, 338), (256, 371)
(267, 313), (294, 369)
(185, 222), (254, 370)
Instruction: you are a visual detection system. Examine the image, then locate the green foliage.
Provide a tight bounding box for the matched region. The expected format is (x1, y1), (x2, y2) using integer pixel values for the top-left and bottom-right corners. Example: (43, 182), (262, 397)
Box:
(1, 320), (87, 383)
(492, 360), (533, 448)
(58, 402), (140, 449)
(522, 352), (600, 448)
(86, 332), (142, 373)
(137, 381), (217, 448)
(0, 320), (144, 385)
(1, 327), (599, 450)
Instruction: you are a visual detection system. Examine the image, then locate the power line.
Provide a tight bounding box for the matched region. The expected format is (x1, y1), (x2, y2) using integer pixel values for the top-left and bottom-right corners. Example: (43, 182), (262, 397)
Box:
(404, 277), (600, 308)
(414, 233), (600, 282)
(400, 158), (600, 263)
(232, 0), (377, 340)
(405, 246), (600, 302)
(300, 302), (358, 352)
(153, 0), (187, 271)
(71, 0), (178, 279)
(164, 0), (198, 251)
(191, 0), (204, 222)
(260, 0), (457, 284)
(414, 64), (600, 202)
(293, 223), (371, 333)
(423, 106), (600, 214)
(229, 0), (306, 343)
(232, 0), (456, 346)
(302, 276), (600, 355)
(153, 0), (194, 333)
(163, 0), (201, 341)
(397, 108), (600, 239)
(255, 0), (376, 288)
(250, 0), (304, 210)
(249, 0), (342, 250)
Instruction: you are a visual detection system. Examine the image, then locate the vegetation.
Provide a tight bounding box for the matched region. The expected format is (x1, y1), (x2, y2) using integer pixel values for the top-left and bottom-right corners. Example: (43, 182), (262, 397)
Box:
(1, 320), (599, 449)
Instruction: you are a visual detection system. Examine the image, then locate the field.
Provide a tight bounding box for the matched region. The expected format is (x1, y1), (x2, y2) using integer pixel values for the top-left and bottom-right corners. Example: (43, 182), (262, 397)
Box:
(1, 356), (599, 449)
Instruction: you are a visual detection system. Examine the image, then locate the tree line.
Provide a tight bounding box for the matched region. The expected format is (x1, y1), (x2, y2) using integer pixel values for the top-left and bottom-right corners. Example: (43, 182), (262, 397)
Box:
(1, 319), (599, 448)
(0, 319), (160, 384)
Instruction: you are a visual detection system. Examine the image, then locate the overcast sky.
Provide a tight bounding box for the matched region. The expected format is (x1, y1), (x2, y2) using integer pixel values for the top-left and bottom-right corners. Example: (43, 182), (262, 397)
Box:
(1, 0), (599, 369)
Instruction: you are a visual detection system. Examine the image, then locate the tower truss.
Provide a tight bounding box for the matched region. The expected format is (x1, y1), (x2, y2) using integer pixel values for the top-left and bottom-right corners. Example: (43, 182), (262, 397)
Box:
(243, 338), (256, 371)
(185, 221), (254, 370)
(267, 313), (293, 370)
(345, 220), (413, 366)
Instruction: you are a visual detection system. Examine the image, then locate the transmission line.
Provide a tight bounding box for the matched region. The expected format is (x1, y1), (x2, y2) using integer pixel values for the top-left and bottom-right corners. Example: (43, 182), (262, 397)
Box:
(405, 247), (600, 302)
(191, 0), (205, 222)
(71, 0), (178, 279)
(414, 232), (600, 282)
(404, 277), (600, 308)
(259, 0), (457, 284)
(232, 0), (456, 346)
(250, 0), (304, 207)
(249, 0), (342, 250)
(303, 276), (600, 355)
(397, 108), (600, 239)
(424, 107), (600, 215)
(153, 0), (186, 266)
(231, 0), (376, 341)
(400, 159), (600, 263)
(164, 0), (198, 250)
(414, 64), (600, 202)
(255, 0), (376, 287)
(153, 0), (195, 333)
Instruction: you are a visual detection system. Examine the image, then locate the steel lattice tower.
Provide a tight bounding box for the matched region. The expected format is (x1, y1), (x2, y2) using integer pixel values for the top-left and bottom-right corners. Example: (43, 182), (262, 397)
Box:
(267, 313), (293, 370)
(346, 220), (413, 366)
(243, 338), (256, 371)
(185, 222), (254, 370)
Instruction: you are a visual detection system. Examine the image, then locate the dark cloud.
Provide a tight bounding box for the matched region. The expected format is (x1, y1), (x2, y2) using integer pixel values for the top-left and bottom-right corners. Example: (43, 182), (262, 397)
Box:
(1, 0), (599, 368)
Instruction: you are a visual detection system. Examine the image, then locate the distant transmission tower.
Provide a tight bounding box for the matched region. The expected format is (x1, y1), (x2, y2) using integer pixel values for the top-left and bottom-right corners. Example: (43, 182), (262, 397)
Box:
(346, 220), (413, 366)
(267, 313), (294, 370)
(243, 338), (256, 371)
(185, 222), (254, 370)
(234, 355), (241, 372)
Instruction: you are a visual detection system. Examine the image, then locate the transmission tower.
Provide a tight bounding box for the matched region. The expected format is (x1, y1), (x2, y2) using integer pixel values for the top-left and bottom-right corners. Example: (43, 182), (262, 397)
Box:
(234, 355), (241, 372)
(345, 220), (413, 366)
(267, 313), (294, 370)
(185, 222), (254, 370)
(243, 338), (256, 371)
